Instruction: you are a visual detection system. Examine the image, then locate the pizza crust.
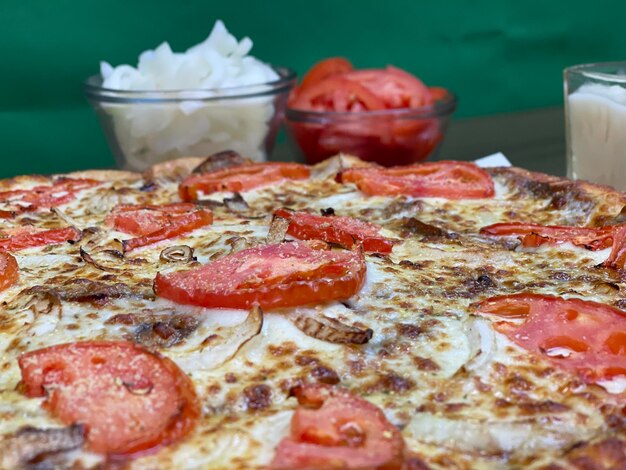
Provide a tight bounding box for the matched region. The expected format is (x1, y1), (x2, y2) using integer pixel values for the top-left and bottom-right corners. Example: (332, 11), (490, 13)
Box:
(148, 156), (206, 178)
(66, 169), (140, 181)
(490, 166), (626, 223)
(0, 174), (50, 191)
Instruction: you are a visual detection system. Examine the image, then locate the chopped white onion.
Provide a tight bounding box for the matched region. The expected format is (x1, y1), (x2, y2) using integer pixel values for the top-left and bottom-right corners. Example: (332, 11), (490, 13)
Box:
(544, 347), (574, 358)
(463, 316), (496, 372)
(596, 376), (626, 394)
(99, 20), (279, 170)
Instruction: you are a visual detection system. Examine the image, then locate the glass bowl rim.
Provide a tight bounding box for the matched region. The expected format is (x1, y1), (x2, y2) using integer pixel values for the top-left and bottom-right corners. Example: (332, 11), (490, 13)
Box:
(564, 61), (626, 83)
(285, 90), (457, 122)
(85, 65), (297, 103)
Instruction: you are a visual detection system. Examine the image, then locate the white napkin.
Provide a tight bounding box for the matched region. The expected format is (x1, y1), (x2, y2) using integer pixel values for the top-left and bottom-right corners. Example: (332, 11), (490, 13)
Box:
(473, 152), (512, 168)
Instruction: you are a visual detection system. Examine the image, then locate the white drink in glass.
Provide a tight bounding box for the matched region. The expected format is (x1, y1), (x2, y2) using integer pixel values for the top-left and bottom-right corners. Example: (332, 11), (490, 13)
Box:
(564, 63), (626, 191)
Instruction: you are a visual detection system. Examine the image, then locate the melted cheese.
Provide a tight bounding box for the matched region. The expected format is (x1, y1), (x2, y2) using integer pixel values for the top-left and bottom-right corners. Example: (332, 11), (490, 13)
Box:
(1, 160), (625, 469)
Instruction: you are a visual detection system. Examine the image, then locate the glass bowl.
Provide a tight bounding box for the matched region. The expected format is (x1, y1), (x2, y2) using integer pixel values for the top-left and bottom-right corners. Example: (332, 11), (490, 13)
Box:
(85, 67), (296, 171)
(284, 90), (457, 166)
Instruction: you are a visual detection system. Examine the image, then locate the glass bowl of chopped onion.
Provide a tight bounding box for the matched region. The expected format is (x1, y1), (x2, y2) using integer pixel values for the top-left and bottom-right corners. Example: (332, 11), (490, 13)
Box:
(85, 21), (296, 171)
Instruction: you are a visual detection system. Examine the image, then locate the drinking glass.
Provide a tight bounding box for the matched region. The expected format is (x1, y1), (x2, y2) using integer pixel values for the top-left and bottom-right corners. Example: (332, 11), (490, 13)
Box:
(564, 62), (626, 190)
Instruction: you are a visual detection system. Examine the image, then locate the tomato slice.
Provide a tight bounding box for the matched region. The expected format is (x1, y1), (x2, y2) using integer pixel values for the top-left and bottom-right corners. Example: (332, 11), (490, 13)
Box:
(287, 61), (449, 166)
(0, 251), (18, 292)
(0, 210), (17, 219)
(287, 116), (441, 167)
(271, 384), (404, 469)
(0, 226), (81, 252)
(480, 222), (620, 251)
(429, 86), (448, 102)
(154, 241), (366, 310)
(108, 203), (200, 237)
(296, 57), (354, 94)
(480, 222), (626, 269)
(343, 66), (433, 108)
(474, 293), (626, 385)
(18, 341), (199, 457)
(0, 178), (100, 213)
(339, 161), (495, 199)
(179, 162), (311, 201)
(122, 208), (213, 252)
(274, 208), (394, 254)
(288, 76), (386, 112)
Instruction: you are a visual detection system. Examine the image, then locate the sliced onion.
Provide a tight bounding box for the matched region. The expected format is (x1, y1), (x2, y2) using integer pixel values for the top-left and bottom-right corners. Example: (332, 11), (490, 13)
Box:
(24, 278), (151, 304)
(50, 207), (84, 231)
(604, 204), (626, 225)
(265, 214), (290, 245)
(192, 150), (249, 174)
(593, 281), (620, 295)
(10, 290), (64, 337)
(18, 290), (63, 319)
(311, 154), (360, 181)
(160, 245), (195, 263)
(401, 217), (449, 238)
(226, 236), (252, 254)
(132, 313), (201, 348)
(80, 247), (121, 272)
(405, 413), (596, 456)
(171, 305), (263, 372)
(194, 199), (225, 209)
(289, 310), (373, 344)
(139, 177), (159, 192)
(78, 227), (108, 248)
(224, 192), (249, 212)
(0, 425), (84, 469)
(463, 316), (496, 372)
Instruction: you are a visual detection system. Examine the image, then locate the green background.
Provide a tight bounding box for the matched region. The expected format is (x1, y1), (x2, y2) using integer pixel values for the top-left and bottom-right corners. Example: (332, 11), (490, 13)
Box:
(1, 0), (625, 177)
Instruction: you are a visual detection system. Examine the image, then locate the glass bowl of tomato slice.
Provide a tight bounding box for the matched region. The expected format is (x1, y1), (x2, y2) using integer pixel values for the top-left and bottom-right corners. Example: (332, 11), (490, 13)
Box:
(284, 58), (457, 166)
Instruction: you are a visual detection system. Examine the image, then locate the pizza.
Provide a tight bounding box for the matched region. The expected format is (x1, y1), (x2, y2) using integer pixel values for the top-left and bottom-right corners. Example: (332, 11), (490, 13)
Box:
(1, 151), (626, 469)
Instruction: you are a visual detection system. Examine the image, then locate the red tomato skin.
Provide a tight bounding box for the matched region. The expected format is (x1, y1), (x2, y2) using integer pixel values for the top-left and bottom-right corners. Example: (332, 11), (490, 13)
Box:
(271, 384), (404, 469)
(108, 203), (199, 237)
(295, 57), (354, 95)
(18, 341), (199, 457)
(179, 163), (310, 201)
(343, 66), (433, 108)
(0, 178), (100, 212)
(274, 208), (393, 254)
(474, 293), (626, 384)
(289, 76), (386, 113)
(122, 209), (213, 252)
(0, 226), (81, 252)
(0, 251), (18, 291)
(339, 161), (495, 199)
(154, 242), (366, 310)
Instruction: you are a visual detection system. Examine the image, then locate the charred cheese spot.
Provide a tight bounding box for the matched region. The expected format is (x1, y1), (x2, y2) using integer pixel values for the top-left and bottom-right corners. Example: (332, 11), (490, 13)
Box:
(243, 385), (272, 411)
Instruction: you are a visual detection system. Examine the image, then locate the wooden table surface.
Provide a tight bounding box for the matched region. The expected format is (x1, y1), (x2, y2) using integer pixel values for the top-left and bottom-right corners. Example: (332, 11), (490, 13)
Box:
(438, 106), (566, 176)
